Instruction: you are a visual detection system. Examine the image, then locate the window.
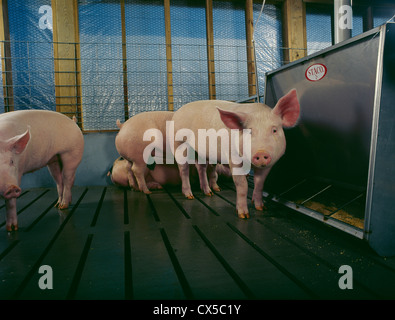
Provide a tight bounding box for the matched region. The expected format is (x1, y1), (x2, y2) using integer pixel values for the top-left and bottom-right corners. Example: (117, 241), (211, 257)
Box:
(125, 0), (167, 115)
(171, 0), (208, 110)
(253, 3), (282, 98)
(1, 0), (284, 129)
(306, 3), (332, 55)
(78, 0), (124, 130)
(7, 0), (54, 111)
(213, 1), (248, 101)
(373, 6), (395, 27)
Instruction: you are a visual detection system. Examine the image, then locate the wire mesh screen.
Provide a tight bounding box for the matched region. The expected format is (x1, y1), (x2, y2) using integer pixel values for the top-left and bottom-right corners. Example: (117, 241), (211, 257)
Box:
(213, 1), (248, 101)
(253, 3), (283, 98)
(5, 0), (55, 112)
(373, 6), (395, 27)
(171, 0), (208, 111)
(0, 49), (3, 113)
(306, 3), (333, 55)
(125, 0), (168, 116)
(1, 0), (286, 131)
(78, 0), (125, 130)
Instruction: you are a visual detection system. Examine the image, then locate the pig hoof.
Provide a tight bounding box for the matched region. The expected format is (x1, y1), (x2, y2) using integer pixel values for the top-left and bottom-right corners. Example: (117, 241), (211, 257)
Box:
(146, 182), (163, 190)
(143, 189), (152, 194)
(58, 203), (69, 210)
(256, 204), (267, 211)
(253, 203), (267, 211)
(185, 194), (194, 200)
(238, 211), (250, 219)
(212, 186), (221, 192)
(6, 224), (18, 232)
(252, 200), (267, 211)
(205, 191), (214, 197)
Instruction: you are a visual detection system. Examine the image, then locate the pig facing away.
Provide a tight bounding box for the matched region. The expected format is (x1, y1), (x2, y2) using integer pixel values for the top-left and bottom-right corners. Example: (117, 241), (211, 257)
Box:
(0, 110), (84, 231)
(172, 89), (300, 218)
(115, 111), (174, 194)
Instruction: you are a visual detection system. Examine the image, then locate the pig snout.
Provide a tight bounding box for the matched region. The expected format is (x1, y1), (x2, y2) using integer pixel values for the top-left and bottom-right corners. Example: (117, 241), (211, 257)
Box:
(252, 150), (272, 167)
(3, 185), (22, 199)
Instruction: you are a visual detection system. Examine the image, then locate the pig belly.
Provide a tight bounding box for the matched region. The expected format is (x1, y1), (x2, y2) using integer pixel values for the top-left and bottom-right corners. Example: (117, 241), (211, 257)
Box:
(149, 164), (181, 186)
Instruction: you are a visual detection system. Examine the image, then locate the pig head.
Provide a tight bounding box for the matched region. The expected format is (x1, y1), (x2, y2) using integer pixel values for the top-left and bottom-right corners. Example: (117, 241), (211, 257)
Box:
(0, 128), (30, 200)
(0, 110), (84, 231)
(172, 89), (300, 218)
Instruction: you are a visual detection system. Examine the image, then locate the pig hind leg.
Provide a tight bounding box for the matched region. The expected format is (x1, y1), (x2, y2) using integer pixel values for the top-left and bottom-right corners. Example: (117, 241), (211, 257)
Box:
(207, 164), (221, 192)
(195, 163), (213, 196)
(178, 163), (194, 199)
(125, 160), (139, 190)
(131, 162), (151, 194)
(47, 155), (64, 208)
(146, 174), (163, 190)
(53, 151), (81, 209)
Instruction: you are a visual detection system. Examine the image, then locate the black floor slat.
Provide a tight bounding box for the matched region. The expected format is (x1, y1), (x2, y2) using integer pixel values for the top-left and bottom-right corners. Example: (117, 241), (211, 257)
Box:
(1, 182), (395, 300)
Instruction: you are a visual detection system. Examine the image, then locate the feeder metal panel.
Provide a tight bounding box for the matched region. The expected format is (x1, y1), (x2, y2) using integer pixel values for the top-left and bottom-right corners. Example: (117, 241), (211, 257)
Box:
(264, 23), (395, 257)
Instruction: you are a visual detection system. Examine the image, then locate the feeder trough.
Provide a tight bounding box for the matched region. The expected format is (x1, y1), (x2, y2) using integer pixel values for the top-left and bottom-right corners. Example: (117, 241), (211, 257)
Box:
(263, 22), (395, 257)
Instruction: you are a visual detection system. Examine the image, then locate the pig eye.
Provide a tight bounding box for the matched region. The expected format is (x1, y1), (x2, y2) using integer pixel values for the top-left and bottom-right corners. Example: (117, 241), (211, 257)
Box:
(272, 127), (278, 134)
(10, 159), (14, 166)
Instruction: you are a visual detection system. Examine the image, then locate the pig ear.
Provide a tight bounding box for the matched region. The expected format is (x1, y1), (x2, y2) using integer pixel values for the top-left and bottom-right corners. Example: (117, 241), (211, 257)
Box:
(272, 89), (300, 128)
(217, 107), (247, 130)
(7, 128), (30, 154)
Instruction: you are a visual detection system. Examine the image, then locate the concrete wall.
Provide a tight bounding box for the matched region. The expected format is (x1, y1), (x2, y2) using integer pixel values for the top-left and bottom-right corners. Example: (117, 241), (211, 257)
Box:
(21, 132), (119, 189)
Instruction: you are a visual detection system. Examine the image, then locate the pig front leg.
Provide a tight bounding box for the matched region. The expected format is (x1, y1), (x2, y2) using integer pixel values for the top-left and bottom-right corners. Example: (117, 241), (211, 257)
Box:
(177, 162), (194, 199)
(5, 198), (18, 231)
(251, 167), (271, 211)
(232, 174), (249, 219)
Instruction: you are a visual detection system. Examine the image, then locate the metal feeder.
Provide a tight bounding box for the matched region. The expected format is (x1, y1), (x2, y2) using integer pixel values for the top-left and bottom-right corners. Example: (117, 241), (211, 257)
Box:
(263, 22), (395, 257)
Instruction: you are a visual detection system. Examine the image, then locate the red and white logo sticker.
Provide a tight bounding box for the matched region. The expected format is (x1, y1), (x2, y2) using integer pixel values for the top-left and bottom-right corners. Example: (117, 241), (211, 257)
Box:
(305, 63), (327, 82)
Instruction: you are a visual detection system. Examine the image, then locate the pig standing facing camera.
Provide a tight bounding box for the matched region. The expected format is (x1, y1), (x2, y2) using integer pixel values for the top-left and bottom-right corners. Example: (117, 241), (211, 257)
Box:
(0, 110), (84, 231)
(172, 89), (300, 218)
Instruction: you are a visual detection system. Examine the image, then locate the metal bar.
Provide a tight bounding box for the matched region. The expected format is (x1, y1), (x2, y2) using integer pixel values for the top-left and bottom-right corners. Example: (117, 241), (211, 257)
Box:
(262, 191), (364, 239)
(277, 178), (308, 198)
(324, 193), (364, 218)
(120, 0), (129, 121)
(300, 184), (332, 205)
(364, 24), (387, 240)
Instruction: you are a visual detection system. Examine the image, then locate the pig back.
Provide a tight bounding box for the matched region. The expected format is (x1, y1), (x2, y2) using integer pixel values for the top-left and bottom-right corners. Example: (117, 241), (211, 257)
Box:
(115, 111), (173, 163)
(0, 110), (84, 173)
(172, 100), (236, 132)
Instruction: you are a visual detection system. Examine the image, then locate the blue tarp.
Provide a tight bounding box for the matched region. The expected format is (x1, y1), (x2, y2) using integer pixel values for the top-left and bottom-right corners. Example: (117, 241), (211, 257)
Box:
(3, 0), (284, 130)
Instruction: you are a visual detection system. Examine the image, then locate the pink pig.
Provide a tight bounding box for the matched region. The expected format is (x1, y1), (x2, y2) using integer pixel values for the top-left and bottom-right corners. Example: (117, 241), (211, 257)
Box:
(0, 110), (84, 231)
(172, 89), (300, 218)
(108, 156), (231, 190)
(115, 111), (174, 193)
(115, 111), (231, 192)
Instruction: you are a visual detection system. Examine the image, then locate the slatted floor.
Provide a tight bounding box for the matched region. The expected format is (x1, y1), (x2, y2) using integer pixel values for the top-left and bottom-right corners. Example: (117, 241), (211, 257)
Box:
(1, 178), (395, 300)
